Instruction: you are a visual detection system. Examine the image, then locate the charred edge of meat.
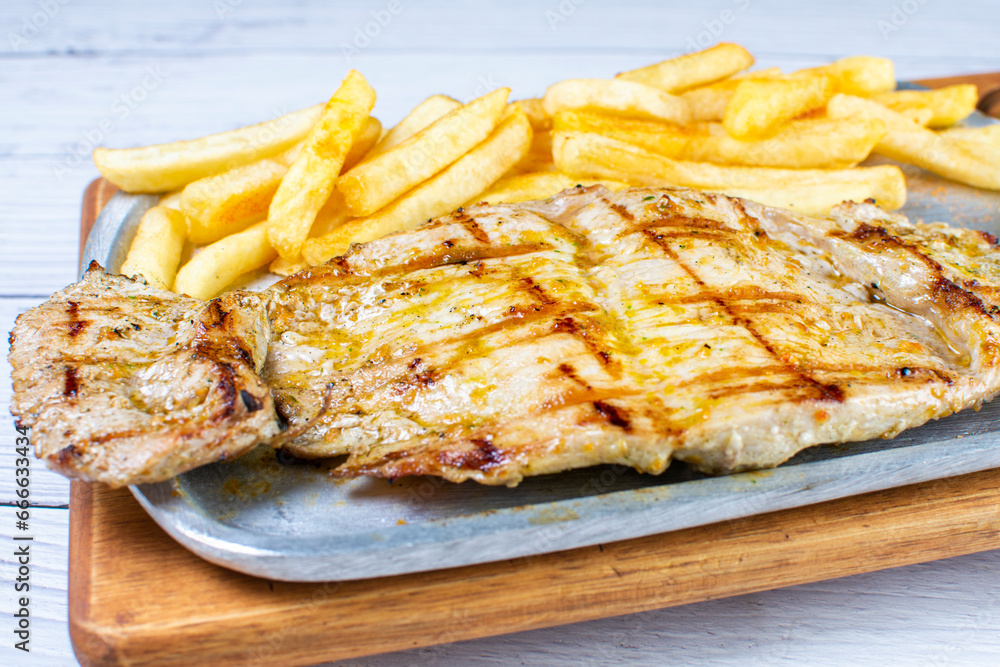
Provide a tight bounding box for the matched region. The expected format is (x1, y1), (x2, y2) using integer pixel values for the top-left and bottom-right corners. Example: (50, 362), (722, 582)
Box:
(55, 444), (82, 465)
(978, 230), (999, 247)
(436, 437), (507, 471)
(240, 389), (264, 413)
(593, 400), (632, 432)
(839, 224), (992, 318)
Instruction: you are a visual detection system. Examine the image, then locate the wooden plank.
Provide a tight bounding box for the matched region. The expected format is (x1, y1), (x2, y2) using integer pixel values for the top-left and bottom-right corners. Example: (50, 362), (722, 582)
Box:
(69, 469), (1000, 666)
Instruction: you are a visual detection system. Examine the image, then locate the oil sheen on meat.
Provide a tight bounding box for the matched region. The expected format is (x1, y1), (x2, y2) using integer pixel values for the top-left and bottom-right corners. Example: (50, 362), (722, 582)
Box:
(10, 187), (1000, 487)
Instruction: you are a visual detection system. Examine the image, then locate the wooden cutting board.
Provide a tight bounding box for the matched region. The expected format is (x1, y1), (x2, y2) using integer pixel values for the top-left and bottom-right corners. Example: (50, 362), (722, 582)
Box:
(70, 74), (1000, 667)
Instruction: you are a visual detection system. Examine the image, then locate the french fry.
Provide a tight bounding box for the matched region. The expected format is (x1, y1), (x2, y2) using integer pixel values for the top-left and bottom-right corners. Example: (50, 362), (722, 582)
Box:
(157, 189), (185, 210)
(267, 70), (377, 260)
(304, 108), (532, 266)
(174, 221), (276, 300)
(552, 109), (690, 158)
(509, 129), (557, 174)
(681, 67), (783, 121)
(723, 74), (833, 139)
(871, 85), (978, 128)
(469, 171), (627, 206)
(337, 87), (510, 217)
(181, 143), (301, 244)
(510, 98), (552, 131)
(181, 116), (379, 245)
(938, 124), (1000, 147)
(827, 94), (1000, 190)
(553, 131), (906, 215)
(615, 43), (754, 93)
(794, 56), (895, 96)
(119, 206), (187, 291)
(341, 117), (383, 171)
(93, 104), (325, 193)
(542, 78), (691, 124)
(939, 126), (1000, 167)
(681, 117), (886, 168)
(269, 190), (353, 275)
(363, 95), (461, 162)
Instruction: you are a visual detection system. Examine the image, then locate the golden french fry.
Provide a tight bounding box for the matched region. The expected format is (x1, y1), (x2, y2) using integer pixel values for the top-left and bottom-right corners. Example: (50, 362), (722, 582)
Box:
(553, 131), (906, 215)
(304, 108), (532, 266)
(267, 70), (377, 260)
(364, 95), (461, 162)
(341, 117), (383, 171)
(794, 56), (895, 96)
(509, 129), (556, 175)
(119, 206), (187, 291)
(157, 189), (185, 210)
(681, 117), (886, 168)
(469, 171), (627, 206)
(93, 104), (324, 193)
(181, 143), (301, 244)
(871, 85), (978, 128)
(269, 191), (354, 274)
(174, 221), (276, 300)
(939, 125), (1000, 164)
(827, 94), (1000, 190)
(542, 78), (691, 124)
(510, 98), (552, 132)
(723, 74), (833, 139)
(552, 109), (690, 158)
(181, 116), (378, 246)
(938, 124), (1000, 146)
(681, 68), (783, 121)
(337, 87), (510, 217)
(616, 43), (754, 93)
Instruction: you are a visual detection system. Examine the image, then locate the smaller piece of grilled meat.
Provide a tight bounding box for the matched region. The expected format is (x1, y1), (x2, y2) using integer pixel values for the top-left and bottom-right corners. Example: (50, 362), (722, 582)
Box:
(8, 262), (280, 487)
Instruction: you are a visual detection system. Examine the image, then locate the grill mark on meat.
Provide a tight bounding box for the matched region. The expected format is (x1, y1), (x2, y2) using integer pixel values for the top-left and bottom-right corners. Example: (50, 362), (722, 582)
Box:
(639, 228), (845, 404)
(593, 400), (632, 432)
(66, 301), (89, 338)
(452, 210), (492, 244)
(63, 366), (79, 397)
(519, 276), (557, 307)
(634, 214), (732, 233)
(608, 201), (635, 222)
(278, 244), (554, 289)
(552, 316), (616, 368)
(644, 289), (810, 307)
(836, 223), (992, 319)
(557, 362), (592, 391)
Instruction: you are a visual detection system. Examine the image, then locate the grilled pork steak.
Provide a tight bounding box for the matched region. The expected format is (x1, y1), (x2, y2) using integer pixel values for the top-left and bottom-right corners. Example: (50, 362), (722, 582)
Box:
(9, 188), (1000, 487)
(8, 263), (279, 487)
(267, 187), (1000, 485)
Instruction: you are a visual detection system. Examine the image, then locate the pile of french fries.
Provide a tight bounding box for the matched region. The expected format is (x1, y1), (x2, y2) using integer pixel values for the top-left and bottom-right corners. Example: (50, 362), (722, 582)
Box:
(98, 43), (999, 300)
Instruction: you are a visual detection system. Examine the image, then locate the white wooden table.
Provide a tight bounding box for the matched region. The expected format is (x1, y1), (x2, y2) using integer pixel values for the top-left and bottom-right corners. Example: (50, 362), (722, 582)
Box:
(2, 1), (1000, 664)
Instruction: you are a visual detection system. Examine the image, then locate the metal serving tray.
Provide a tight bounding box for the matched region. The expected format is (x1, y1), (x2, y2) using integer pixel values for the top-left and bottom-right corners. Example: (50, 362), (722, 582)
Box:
(82, 105), (1000, 582)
